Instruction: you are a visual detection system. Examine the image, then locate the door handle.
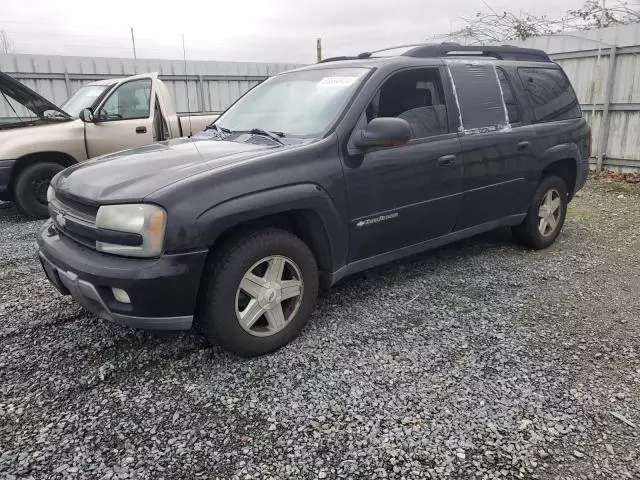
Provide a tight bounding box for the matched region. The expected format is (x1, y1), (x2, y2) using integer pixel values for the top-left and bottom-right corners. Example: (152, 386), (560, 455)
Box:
(437, 154), (456, 166)
(516, 141), (530, 151)
(136, 126), (147, 134)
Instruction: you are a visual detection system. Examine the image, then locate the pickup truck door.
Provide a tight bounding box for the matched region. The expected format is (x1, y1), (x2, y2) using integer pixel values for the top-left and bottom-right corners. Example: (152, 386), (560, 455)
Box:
(84, 76), (156, 158)
(344, 66), (464, 262)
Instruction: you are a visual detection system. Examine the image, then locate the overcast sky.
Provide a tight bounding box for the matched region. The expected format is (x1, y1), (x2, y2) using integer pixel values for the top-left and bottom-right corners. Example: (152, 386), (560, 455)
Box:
(0, 0), (585, 64)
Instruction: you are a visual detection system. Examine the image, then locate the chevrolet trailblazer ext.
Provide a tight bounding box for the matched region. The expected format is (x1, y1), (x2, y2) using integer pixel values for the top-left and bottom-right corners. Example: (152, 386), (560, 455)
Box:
(38, 44), (590, 356)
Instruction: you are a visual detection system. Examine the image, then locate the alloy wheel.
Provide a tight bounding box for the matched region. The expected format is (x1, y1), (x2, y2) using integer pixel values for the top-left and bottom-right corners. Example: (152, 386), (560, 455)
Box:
(538, 188), (562, 237)
(234, 255), (304, 337)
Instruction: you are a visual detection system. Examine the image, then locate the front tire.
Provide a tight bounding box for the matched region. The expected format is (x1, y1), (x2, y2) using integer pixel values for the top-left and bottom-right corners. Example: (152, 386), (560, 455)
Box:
(512, 175), (568, 249)
(14, 162), (64, 218)
(198, 228), (319, 357)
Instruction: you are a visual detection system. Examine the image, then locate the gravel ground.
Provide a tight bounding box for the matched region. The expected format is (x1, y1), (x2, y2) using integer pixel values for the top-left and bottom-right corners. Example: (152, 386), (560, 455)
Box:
(1, 179), (639, 480)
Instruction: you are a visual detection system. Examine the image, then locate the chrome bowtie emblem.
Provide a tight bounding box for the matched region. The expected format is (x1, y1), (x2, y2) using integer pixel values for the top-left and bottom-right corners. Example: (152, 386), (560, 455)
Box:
(56, 213), (66, 227)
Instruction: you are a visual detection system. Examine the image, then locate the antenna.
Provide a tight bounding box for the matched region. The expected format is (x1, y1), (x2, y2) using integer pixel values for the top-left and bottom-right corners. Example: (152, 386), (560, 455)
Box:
(182, 33), (193, 137)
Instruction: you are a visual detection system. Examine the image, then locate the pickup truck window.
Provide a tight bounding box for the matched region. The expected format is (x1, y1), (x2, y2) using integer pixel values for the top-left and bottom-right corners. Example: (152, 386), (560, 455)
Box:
(518, 67), (581, 122)
(61, 85), (109, 117)
(97, 79), (152, 121)
(215, 67), (370, 138)
(373, 68), (449, 139)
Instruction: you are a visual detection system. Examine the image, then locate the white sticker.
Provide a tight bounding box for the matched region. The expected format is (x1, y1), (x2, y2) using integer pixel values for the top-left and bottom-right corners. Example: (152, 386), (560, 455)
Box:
(318, 76), (357, 87)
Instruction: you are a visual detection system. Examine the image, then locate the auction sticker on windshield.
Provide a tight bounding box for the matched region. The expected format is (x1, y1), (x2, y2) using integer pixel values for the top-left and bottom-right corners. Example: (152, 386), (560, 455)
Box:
(318, 77), (358, 87)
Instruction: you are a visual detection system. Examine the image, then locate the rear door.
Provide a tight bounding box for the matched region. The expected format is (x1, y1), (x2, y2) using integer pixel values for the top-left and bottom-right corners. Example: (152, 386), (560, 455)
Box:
(84, 76), (155, 158)
(450, 61), (536, 229)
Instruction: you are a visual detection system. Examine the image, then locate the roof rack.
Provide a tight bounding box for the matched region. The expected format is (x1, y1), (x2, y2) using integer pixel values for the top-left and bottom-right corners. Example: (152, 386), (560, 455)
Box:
(319, 43), (551, 63)
(403, 44), (551, 62)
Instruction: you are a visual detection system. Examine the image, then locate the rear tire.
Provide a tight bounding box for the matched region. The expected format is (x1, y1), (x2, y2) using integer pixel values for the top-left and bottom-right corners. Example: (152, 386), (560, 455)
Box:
(14, 162), (65, 219)
(197, 228), (319, 357)
(512, 175), (568, 249)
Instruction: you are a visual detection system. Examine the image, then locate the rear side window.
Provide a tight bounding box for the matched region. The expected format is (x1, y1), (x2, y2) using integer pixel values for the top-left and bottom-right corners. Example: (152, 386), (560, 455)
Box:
(518, 68), (581, 122)
(496, 68), (520, 124)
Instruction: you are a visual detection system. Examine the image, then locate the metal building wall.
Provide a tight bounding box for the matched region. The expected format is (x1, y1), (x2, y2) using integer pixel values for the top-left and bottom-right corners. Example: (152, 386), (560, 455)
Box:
(0, 53), (302, 119)
(518, 23), (640, 171)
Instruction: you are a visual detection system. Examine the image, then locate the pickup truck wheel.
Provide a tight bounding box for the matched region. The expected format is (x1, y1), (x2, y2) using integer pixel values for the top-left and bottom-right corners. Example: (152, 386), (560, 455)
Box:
(512, 175), (568, 249)
(198, 229), (319, 357)
(14, 162), (64, 218)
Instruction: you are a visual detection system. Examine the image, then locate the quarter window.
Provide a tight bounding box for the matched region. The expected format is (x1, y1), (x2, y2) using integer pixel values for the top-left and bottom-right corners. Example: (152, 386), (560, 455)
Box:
(518, 68), (581, 122)
(97, 79), (152, 121)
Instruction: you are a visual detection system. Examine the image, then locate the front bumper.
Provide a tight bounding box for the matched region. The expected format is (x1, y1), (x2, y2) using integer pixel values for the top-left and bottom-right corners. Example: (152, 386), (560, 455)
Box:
(37, 219), (208, 330)
(0, 159), (15, 199)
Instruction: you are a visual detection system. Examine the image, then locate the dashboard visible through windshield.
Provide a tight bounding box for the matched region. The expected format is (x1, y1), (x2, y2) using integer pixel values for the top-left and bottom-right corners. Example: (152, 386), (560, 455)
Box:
(61, 85), (110, 117)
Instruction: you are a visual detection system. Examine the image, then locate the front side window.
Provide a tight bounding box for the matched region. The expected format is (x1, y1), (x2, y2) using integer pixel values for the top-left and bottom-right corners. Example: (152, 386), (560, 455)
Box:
(518, 67), (581, 122)
(97, 79), (151, 121)
(61, 85), (109, 117)
(215, 67), (370, 138)
(368, 68), (449, 139)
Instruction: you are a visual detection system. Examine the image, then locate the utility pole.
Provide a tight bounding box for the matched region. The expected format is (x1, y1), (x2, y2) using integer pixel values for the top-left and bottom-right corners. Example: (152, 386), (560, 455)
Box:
(316, 38), (322, 63)
(131, 27), (137, 61)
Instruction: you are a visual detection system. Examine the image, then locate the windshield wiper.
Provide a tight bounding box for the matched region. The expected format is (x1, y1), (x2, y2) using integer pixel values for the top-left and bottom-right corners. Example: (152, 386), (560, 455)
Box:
(205, 124), (232, 134)
(249, 128), (285, 145)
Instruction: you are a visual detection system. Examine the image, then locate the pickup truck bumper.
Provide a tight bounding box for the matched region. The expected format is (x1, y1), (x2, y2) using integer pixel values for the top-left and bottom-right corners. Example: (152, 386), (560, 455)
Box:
(37, 219), (208, 331)
(0, 159), (15, 200)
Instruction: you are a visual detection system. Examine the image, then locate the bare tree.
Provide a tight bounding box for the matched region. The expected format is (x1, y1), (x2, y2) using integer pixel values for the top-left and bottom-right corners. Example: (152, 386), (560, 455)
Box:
(443, 0), (640, 45)
(569, 0), (640, 27)
(0, 29), (14, 54)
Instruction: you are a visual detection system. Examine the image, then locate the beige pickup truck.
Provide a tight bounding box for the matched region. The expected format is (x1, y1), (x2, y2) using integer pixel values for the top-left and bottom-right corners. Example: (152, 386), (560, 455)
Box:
(0, 71), (219, 217)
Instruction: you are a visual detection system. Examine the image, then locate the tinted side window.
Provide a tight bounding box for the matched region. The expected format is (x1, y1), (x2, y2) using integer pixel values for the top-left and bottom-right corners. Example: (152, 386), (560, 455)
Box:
(518, 68), (581, 122)
(372, 68), (449, 139)
(98, 79), (152, 121)
(496, 68), (520, 124)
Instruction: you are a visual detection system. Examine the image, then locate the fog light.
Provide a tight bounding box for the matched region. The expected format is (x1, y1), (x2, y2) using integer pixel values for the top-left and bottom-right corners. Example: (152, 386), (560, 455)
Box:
(112, 288), (131, 304)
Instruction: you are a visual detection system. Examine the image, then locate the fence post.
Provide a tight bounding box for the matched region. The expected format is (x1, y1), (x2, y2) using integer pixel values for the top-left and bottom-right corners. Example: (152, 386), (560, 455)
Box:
(198, 75), (206, 112)
(597, 46), (618, 171)
(63, 70), (71, 97)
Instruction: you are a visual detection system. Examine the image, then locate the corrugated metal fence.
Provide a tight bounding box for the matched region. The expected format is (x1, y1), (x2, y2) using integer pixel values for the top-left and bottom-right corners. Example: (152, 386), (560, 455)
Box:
(518, 23), (640, 171)
(2, 31), (640, 170)
(0, 53), (301, 117)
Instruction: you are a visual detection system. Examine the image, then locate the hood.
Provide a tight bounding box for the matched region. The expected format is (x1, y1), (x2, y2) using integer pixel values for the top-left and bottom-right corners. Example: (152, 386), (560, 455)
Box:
(0, 71), (70, 118)
(53, 137), (281, 203)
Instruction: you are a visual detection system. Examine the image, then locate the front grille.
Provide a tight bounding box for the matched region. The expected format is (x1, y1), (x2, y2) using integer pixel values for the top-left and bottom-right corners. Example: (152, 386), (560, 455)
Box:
(49, 194), (99, 249)
(56, 193), (99, 222)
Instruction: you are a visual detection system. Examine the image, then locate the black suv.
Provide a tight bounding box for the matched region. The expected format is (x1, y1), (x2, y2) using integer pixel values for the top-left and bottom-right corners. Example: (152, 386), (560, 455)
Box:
(38, 44), (590, 356)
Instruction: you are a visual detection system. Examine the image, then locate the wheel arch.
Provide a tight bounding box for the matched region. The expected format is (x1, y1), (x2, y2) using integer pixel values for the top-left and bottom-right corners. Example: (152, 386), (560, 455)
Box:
(539, 144), (579, 196)
(10, 151), (77, 194)
(192, 183), (348, 288)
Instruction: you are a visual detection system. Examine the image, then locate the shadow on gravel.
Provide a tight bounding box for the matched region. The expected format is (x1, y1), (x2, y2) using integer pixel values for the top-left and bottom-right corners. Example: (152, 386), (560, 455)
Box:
(0, 200), (34, 224)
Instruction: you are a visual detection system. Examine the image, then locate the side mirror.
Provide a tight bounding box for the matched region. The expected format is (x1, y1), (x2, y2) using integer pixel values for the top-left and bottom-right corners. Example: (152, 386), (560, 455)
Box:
(353, 117), (411, 149)
(78, 108), (94, 123)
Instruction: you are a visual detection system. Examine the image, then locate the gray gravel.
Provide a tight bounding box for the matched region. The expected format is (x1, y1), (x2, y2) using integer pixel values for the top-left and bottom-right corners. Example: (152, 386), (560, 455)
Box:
(1, 179), (639, 479)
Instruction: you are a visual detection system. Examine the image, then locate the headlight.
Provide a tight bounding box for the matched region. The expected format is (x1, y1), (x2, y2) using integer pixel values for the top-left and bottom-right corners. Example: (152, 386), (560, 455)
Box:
(95, 204), (167, 258)
(47, 186), (56, 203)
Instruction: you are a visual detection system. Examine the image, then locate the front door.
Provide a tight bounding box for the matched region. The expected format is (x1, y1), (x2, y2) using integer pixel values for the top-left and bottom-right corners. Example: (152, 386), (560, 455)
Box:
(84, 78), (154, 158)
(343, 67), (464, 262)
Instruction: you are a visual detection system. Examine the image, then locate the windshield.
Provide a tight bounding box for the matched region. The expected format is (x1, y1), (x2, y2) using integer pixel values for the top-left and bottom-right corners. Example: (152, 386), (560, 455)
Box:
(61, 85), (110, 117)
(215, 67), (370, 138)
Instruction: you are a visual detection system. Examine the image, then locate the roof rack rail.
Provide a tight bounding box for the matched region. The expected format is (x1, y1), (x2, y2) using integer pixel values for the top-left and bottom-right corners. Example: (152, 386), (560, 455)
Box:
(403, 44), (551, 62)
(319, 43), (551, 64)
(319, 56), (361, 63)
